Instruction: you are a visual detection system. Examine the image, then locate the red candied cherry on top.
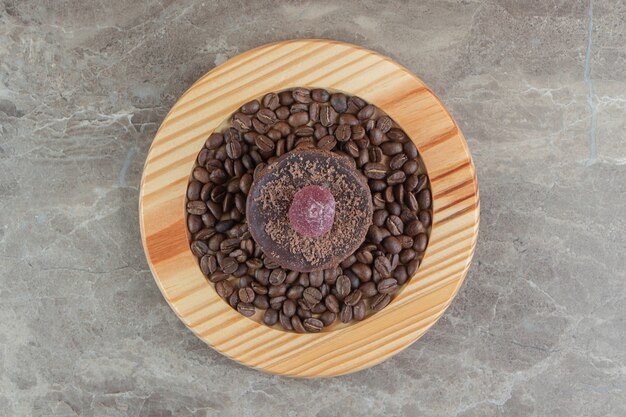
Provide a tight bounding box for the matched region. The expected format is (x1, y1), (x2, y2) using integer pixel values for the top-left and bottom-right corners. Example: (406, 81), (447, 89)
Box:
(288, 185), (336, 238)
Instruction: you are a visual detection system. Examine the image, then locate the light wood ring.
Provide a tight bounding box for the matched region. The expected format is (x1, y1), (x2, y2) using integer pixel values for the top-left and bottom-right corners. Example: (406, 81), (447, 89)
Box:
(139, 39), (479, 377)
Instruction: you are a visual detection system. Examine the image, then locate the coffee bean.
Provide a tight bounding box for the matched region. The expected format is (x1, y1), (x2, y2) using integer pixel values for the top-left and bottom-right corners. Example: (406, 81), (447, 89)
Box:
(330, 93), (348, 113)
(398, 235), (413, 249)
(381, 142), (403, 156)
(221, 257), (238, 274)
(377, 278), (398, 294)
(215, 219), (235, 233)
(251, 281), (268, 295)
(395, 265), (409, 285)
(206, 133), (224, 149)
(403, 140), (418, 158)
(298, 273), (310, 287)
(336, 275), (351, 298)
(324, 294), (340, 313)
(187, 181), (202, 200)
(263, 308), (278, 326)
(340, 255), (356, 269)
(319, 311), (336, 326)
(320, 105), (338, 127)
(371, 293), (391, 311)
(353, 300), (366, 321)
(303, 287), (322, 306)
(376, 115), (393, 132)
(256, 108), (277, 125)
(389, 153), (408, 170)
(282, 299), (296, 317)
(357, 104), (375, 120)
(387, 128), (406, 142)
(303, 318), (323, 332)
(382, 236), (402, 254)
(291, 87), (311, 104)
(190, 240), (209, 257)
(188, 215), (202, 233)
(269, 268), (286, 285)
(291, 315), (306, 333)
(290, 103), (308, 114)
(372, 210), (387, 227)
(374, 256), (392, 277)
(241, 99), (260, 114)
(317, 135), (337, 151)
(262, 92), (280, 110)
(338, 113), (359, 126)
(407, 259), (420, 276)
(344, 289), (362, 306)
(402, 160), (418, 175)
(335, 124), (351, 142)
(359, 281), (378, 298)
(254, 134), (274, 152)
(357, 148), (369, 167)
(309, 270), (324, 287)
(367, 225), (389, 245)
(405, 220), (425, 237)
(369, 146), (383, 162)
(232, 113), (252, 132)
(324, 267), (340, 285)
(209, 272), (229, 283)
(238, 287), (255, 304)
(339, 305), (353, 323)
(268, 283), (287, 297)
(200, 254), (217, 276)
(275, 105), (290, 120)
(393, 184), (405, 204)
(279, 311), (293, 330)
(363, 162), (387, 179)
(406, 192), (419, 211)
(215, 280), (234, 298)
(369, 180), (387, 193)
(414, 233), (428, 252)
(387, 202), (401, 216)
(235, 303), (254, 317)
(418, 210), (431, 228)
(385, 215), (404, 236)
(270, 295), (287, 310)
(278, 91), (294, 106)
(351, 263), (372, 282)
(288, 111), (309, 127)
(355, 250), (374, 265)
(284, 270), (299, 285)
(255, 269), (270, 285)
(286, 285), (304, 300)
(192, 167), (209, 183)
(417, 189), (431, 209)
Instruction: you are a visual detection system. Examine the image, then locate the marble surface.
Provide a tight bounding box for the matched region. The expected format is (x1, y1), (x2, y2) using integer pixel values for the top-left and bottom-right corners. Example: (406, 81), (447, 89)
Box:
(1, 0), (625, 415)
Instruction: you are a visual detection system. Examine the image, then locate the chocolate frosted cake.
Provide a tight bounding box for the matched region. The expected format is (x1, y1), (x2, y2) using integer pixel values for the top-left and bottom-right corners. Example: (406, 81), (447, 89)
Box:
(247, 149), (373, 272)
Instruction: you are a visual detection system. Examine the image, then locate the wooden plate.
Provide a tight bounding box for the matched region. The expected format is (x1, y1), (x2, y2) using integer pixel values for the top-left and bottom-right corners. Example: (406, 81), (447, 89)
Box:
(139, 39), (479, 377)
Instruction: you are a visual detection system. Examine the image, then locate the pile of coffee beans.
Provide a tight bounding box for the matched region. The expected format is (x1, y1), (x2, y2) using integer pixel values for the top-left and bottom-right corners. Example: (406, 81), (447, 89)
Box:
(186, 88), (432, 332)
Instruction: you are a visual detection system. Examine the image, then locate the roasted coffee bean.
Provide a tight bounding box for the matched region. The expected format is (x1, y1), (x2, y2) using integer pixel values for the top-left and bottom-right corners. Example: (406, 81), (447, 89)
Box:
(257, 108), (277, 125)
(320, 105), (338, 127)
(339, 305), (353, 323)
(255, 134), (274, 152)
(367, 225), (388, 245)
(207, 233), (225, 252)
(311, 303), (327, 314)
(237, 303), (255, 317)
(404, 140), (418, 158)
(311, 88), (329, 102)
(387, 202), (401, 216)
(270, 295), (287, 310)
(336, 275), (351, 298)
(324, 294), (340, 313)
(371, 293), (391, 311)
(263, 308), (278, 326)
(238, 287), (255, 304)
(209, 272), (229, 283)
(405, 220), (425, 236)
(404, 174), (418, 192)
(353, 300), (366, 321)
(268, 283), (287, 297)
(200, 254), (217, 275)
(402, 160), (418, 175)
(228, 291), (240, 309)
(285, 270), (299, 285)
(188, 215), (203, 233)
(252, 118), (270, 134)
(317, 135), (337, 151)
(369, 146), (383, 162)
(387, 128), (406, 141)
(192, 167), (210, 183)
(343, 141), (359, 158)
(269, 268), (287, 285)
(389, 153), (408, 170)
(406, 192), (419, 211)
(369, 179), (387, 193)
(206, 133), (224, 149)
(297, 273), (310, 287)
(381, 141), (403, 156)
(385, 215), (404, 236)
(419, 210), (432, 228)
(215, 280), (234, 298)
(351, 263), (372, 282)
(355, 250), (374, 265)
(297, 305), (312, 318)
(417, 175), (429, 192)
(303, 318), (323, 332)
(251, 281), (268, 295)
(262, 92), (280, 110)
(357, 104), (375, 120)
(344, 289), (362, 306)
(398, 235), (414, 249)
(407, 258), (420, 276)
(340, 255), (356, 269)
(320, 311), (336, 327)
(294, 126), (313, 137)
(291, 315), (306, 333)
(241, 99), (260, 114)
(209, 168), (228, 185)
(187, 181), (202, 200)
(363, 162), (387, 179)
(399, 248), (417, 264)
(201, 211), (217, 227)
(394, 184), (405, 204)
(369, 129), (384, 147)
(395, 266), (409, 285)
(376, 115), (393, 132)
(335, 124), (351, 142)
(275, 106), (290, 120)
(190, 240), (209, 257)
(357, 148), (369, 167)
(303, 287), (322, 306)
(309, 270), (324, 287)
(221, 257), (238, 274)
(292, 87), (312, 104)
(359, 281), (378, 298)
(278, 90), (294, 106)
(279, 311), (293, 330)
(222, 193), (234, 212)
(324, 267), (340, 285)
(288, 111), (309, 127)
(374, 255), (392, 277)
(215, 219), (235, 233)
(330, 93), (348, 113)
(382, 236), (402, 254)
(373, 209), (388, 227)
(384, 186), (395, 203)
(290, 103), (308, 114)
(377, 278), (398, 294)
(338, 113), (359, 126)
(282, 299), (296, 317)
(414, 233), (428, 252)
(286, 285), (304, 300)
(232, 113), (252, 131)
(255, 269), (270, 285)
(348, 272), (361, 289)
(417, 189), (431, 209)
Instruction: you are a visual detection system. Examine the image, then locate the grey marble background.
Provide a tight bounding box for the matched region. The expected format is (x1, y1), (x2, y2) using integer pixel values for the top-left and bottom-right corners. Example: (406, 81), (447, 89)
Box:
(1, 0), (625, 416)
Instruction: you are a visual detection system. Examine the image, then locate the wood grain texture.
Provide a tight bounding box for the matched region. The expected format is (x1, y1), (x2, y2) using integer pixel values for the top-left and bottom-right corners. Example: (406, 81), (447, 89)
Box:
(139, 39), (479, 377)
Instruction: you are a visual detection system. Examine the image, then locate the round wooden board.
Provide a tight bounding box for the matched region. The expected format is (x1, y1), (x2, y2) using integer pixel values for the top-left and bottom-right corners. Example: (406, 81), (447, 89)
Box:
(139, 39), (479, 377)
